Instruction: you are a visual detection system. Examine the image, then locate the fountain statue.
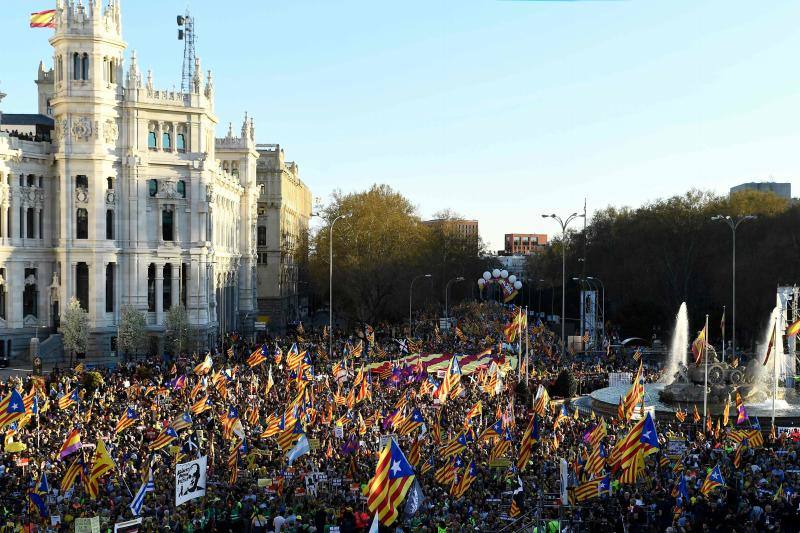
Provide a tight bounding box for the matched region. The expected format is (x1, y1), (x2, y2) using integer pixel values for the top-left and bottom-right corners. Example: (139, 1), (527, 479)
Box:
(659, 344), (767, 404)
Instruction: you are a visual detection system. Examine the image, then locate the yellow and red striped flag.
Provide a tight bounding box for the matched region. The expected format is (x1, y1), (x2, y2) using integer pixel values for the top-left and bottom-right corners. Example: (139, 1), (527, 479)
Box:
(367, 439), (416, 526)
(30, 10), (56, 29)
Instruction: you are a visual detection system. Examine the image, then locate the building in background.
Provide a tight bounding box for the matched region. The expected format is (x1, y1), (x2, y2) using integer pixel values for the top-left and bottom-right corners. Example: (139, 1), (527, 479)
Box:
(730, 181), (791, 200)
(255, 144), (312, 332)
(503, 233), (548, 255)
(423, 218), (479, 241)
(0, 0), (309, 362)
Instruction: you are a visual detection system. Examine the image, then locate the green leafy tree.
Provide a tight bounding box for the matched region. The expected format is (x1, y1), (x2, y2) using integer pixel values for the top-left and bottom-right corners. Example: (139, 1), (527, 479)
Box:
(118, 305), (147, 360)
(164, 304), (192, 356)
(310, 184), (429, 324)
(62, 297), (89, 362)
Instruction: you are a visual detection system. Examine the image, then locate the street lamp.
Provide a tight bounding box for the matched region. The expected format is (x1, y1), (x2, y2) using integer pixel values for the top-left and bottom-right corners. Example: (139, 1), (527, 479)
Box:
(542, 211), (584, 358)
(410, 274), (432, 333)
(444, 276), (465, 319)
(587, 276), (606, 350)
(711, 214), (756, 362)
(329, 213), (350, 359)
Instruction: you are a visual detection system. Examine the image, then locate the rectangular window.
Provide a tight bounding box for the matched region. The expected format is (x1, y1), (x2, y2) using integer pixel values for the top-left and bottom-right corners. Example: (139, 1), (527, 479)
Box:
(26, 209), (34, 239)
(147, 263), (156, 312)
(38, 209), (43, 239)
(0, 268), (6, 319)
(76, 208), (88, 239)
(162, 209), (174, 241)
(23, 268), (38, 318)
(76, 262), (89, 312)
(106, 210), (114, 239)
(105, 263), (115, 313)
(181, 263), (188, 308)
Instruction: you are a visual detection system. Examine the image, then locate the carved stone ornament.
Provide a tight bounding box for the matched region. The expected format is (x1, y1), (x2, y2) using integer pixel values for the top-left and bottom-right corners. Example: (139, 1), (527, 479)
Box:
(105, 191), (116, 205)
(103, 119), (119, 144)
(75, 187), (89, 204)
(71, 117), (92, 141)
(157, 179), (183, 199)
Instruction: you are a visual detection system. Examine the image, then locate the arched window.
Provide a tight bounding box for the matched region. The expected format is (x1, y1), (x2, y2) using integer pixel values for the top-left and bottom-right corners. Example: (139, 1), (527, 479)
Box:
(176, 133), (186, 152)
(177, 180), (186, 198)
(76, 208), (88, 239)
(81, 53), (89, 80)
(76, 174), (88, 189)
(148, 131), (157, 150)
(148, 179), (158, 197)
(162, 132), (171, 150)
(106, 210), (114, 239)
(257, 226), (266, 246)
(231, 163), (239, 178)
(147, 263), (156, 312)
(108, 58), (115, 83)
(73, 53), (80, 80)
(26, 175), (35, 187)
(222, 162), (229, 173)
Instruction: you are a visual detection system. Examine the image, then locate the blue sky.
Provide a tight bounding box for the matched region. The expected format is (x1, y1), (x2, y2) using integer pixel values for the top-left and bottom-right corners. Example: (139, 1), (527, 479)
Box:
(2, 1), (799, 250)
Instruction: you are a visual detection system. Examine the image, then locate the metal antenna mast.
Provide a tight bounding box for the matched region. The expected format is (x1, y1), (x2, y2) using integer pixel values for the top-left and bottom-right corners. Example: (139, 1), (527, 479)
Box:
(177, 10), (196, 93)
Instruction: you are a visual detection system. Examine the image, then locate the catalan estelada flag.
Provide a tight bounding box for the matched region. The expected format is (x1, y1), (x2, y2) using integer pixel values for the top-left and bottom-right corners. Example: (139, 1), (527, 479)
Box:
(786, 319), (800, 337)
(30, 10), (56, 29)
(367, 438), (416, 526)
(113, 408), (139, 436)
(700, 464), (724, 495)
(88, 438), (116, 499)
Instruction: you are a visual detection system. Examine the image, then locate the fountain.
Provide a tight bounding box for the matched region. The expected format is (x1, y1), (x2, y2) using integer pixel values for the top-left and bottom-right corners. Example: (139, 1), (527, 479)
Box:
(575, 298), (800, 425)
(661, 302), (689, 384)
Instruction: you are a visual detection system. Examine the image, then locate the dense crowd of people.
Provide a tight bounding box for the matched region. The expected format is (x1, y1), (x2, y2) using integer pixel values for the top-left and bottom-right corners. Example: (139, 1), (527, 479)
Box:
(0, 302), (797, 532)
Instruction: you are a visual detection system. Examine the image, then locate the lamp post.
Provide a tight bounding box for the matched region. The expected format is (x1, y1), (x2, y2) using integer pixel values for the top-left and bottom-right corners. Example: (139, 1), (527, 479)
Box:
(410, 274), (432, 334)
(587, 276), (606, 351)
(542, 212), (584, 358)
(329, 213), (350, 360)
(711, 214), (756, 361)
(444, 276), (464, 319)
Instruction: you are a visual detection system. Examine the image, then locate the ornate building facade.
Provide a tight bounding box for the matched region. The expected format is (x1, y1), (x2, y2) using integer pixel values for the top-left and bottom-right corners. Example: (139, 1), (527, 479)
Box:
(0, 0), (311, 361)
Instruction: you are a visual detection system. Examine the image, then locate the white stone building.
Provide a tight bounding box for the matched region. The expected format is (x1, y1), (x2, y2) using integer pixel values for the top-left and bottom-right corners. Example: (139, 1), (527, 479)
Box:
(0, 0), (311, 362)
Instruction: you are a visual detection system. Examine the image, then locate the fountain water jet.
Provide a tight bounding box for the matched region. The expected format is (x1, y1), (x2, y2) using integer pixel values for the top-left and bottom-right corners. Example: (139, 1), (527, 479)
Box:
(662, 302), (689, 384)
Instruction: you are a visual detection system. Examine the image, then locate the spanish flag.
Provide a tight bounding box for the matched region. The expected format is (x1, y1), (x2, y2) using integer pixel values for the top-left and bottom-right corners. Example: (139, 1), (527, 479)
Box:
(30, 10), (56, 29)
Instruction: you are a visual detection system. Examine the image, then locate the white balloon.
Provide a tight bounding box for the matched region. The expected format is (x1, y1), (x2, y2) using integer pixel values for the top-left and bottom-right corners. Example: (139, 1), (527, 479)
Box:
(477, 278), (486, 286)
(514, 280), (523, 290)
(482, 271), (492, 281)
(500, 270), (509, 279)
(508, 275), (517, 284)
(492, 269), (501, 278)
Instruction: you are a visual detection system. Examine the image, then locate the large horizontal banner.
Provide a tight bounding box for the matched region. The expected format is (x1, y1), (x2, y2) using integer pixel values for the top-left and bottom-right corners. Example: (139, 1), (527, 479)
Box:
(367, 350), (512, 377)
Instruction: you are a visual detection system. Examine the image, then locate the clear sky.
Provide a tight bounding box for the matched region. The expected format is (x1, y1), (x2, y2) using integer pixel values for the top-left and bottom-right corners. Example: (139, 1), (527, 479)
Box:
(2, 1), (799, 250)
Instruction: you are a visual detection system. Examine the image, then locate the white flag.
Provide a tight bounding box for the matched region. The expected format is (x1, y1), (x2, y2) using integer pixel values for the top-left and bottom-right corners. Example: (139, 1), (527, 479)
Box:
(287, 434), (310, 466)
(369, 512), (380, 533)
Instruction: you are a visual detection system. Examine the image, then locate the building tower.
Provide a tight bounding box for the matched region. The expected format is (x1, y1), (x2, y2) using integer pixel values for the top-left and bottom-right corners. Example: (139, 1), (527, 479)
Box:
(49, 0), (126, 346)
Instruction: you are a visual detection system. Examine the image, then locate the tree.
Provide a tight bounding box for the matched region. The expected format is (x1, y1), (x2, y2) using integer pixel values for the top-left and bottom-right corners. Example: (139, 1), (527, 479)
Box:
(309, 184), (429, 324)
(164, 304), (192, 356)
(62, 297), (89, 362)
(553, 369), (577, 398)
(118, 305), (147, 361)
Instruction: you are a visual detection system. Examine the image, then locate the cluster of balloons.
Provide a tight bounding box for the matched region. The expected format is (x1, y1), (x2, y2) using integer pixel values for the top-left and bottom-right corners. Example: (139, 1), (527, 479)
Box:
(477, 269), (523, 290)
